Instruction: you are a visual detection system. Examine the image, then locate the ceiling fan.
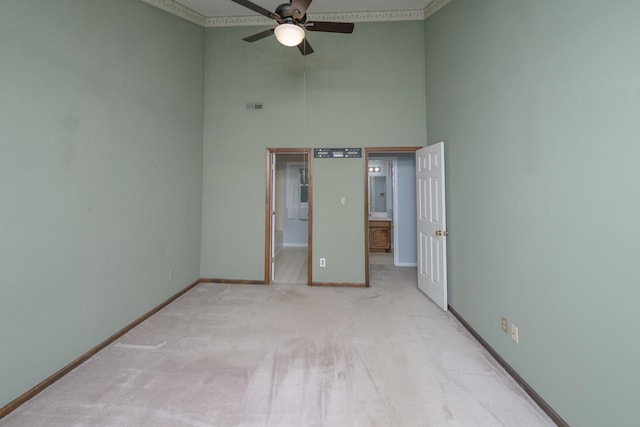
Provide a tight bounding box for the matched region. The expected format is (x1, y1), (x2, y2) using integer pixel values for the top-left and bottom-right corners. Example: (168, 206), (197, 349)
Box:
(231, 0), (355, 55)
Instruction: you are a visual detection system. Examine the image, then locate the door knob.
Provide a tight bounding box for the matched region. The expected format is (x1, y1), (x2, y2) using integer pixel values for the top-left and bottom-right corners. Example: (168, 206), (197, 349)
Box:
(436, 230), (449, 237)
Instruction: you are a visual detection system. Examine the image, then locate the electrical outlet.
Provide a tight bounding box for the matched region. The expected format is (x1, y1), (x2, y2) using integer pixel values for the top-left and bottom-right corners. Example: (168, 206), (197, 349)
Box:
(501, 317), (508, 334)
(511, 324), (519, 343)
(319, 258), (326, 268)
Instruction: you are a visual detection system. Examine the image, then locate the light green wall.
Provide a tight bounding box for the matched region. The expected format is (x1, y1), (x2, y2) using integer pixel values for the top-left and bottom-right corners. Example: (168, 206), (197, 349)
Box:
(425, 0), (640, 425)
(201, 22), (426, 283)
(9, 1), (629, 421)
(0, 0), (204, 408)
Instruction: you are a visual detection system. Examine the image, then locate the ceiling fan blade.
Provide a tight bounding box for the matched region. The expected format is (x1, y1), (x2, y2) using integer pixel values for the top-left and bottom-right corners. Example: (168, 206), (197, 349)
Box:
(231, 0), (280, 21)
(243, 28), (275, 42)
(290, 0), (312, 20)
(297, 39), (314, 56)
(305, 21), (355, 34)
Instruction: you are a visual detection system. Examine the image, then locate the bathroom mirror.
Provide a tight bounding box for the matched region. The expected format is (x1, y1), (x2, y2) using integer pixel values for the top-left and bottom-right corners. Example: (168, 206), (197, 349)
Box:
(369, 176), (387, 213)
(368, 159), (393, 218)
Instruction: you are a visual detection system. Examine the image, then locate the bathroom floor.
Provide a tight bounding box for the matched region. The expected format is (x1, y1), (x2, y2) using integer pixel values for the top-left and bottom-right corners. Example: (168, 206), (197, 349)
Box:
(274, 246), (308, 285)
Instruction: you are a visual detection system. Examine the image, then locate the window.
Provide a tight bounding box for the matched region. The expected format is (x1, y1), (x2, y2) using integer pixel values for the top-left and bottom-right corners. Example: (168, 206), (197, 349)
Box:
(286, 162), (309, 220)
(299, 167), (308, 203)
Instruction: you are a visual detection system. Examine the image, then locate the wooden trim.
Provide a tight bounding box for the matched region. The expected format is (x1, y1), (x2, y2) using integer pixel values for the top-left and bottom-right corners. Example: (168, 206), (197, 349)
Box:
(364, 149), (370, 287)
(366, 146), (423, 154)
(310, 282), (367, 288)
(0, 278), (202, 421)
(448, 306), (569, 427)
(264, 150), (272, 284)
(306, 149), (313, 286)
(364, 146), (423, 287)
(199, 278), (265, 285)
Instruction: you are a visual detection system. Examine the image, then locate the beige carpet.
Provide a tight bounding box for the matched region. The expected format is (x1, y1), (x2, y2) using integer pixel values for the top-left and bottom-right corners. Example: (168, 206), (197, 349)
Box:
(1, 265), (553, 426)
(369, 252), (394, 265)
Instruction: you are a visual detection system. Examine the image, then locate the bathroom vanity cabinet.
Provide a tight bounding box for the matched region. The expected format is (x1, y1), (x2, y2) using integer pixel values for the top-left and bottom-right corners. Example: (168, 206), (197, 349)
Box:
(369, 220), (391, 252)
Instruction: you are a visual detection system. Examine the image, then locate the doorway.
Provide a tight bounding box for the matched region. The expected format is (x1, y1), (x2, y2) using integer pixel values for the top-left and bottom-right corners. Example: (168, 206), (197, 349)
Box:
(364, 147), (421, 287)
(265, 148), (312, 285)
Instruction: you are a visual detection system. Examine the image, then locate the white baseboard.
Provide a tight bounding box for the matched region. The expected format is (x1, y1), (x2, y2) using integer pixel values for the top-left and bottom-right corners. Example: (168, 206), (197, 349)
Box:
(394, 262), (417, 267)
(283, 243), (308, 248)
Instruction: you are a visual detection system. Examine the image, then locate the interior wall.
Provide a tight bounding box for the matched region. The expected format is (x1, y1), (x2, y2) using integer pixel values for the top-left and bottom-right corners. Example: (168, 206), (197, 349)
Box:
(201, 22), (427, 283)
(0, 0), (205, 408)
(424, 0), (640, 425)
(394, 156), (417, 266)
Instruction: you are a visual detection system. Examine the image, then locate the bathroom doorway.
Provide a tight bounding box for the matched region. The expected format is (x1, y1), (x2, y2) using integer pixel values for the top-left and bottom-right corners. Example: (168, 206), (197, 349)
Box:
(265, 148), (312, 285)
(364, 147), (420, 287)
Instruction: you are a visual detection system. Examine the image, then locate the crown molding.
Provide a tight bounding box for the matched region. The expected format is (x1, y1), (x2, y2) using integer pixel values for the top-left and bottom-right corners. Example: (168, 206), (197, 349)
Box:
(140, 0), (206, 26)
(424, 0), (454, 19)
(141, 0), (453, 27)
(204, 15), (273, 28)
(206, 10), (425, 27)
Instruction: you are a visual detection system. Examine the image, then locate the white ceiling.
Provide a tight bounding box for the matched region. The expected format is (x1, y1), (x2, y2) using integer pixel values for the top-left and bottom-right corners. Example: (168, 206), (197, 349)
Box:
(174, 0), (436, 18)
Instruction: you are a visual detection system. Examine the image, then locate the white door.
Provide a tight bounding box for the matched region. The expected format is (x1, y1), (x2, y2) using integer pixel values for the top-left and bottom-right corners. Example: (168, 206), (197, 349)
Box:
(416, 142), (448, 311)
(270, 153), (276, 282)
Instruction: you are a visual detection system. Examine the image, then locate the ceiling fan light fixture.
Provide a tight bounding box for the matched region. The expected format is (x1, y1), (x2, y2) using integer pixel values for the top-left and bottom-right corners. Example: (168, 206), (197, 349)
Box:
(274, 23), (305, 47)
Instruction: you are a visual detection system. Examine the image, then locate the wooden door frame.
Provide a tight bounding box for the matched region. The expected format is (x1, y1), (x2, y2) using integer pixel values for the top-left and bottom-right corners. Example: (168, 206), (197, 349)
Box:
(364, 146), (422, 287)
(265, 148), (313, 285)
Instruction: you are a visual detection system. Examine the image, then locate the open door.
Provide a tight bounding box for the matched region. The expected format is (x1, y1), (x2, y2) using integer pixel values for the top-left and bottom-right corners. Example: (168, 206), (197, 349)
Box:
(416, 142), (448, 310)
(270, 152), (276, 282)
